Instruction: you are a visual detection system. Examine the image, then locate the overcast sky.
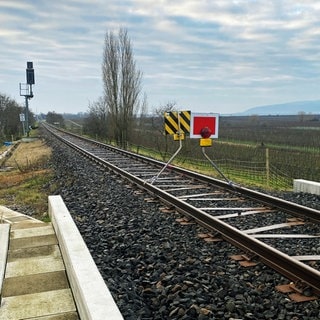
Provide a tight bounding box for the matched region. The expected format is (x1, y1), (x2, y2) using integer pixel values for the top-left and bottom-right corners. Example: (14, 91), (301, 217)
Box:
(1, 1), (320, 115)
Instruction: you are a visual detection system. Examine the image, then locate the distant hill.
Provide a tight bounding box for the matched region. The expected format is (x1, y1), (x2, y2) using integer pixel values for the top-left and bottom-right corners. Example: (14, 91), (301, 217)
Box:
(236, 100), (320, 116)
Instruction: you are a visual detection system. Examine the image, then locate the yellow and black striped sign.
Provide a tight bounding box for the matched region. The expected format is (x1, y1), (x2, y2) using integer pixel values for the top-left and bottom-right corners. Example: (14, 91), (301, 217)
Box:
(164, 110), (191, 135)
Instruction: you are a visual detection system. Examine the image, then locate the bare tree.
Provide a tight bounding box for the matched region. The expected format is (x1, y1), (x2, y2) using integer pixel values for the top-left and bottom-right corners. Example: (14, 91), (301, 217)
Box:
(84, 97), (109, 139)
(102, 28), (145, 148)
(152, 101), (177, 160)
(0, 93), (29, 140)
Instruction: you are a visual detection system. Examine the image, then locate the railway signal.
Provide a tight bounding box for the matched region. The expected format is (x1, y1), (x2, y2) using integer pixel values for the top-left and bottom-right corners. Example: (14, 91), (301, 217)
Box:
(19, 61), (35, 137)
(26, 61), (35, 85)
(160, 110), (230, 184)
(190, 112), (219, 147)
(189, 112), (232, 184)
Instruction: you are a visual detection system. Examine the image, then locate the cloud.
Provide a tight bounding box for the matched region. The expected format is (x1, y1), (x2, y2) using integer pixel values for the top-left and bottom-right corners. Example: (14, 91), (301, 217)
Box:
(1, 0), (320, 114)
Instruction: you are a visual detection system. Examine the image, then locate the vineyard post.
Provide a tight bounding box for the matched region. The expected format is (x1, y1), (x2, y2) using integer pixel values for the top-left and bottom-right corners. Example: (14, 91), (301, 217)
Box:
(266, 147), (270, 187)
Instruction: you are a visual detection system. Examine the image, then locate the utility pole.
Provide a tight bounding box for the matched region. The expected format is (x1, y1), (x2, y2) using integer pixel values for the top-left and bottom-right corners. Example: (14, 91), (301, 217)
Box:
(19, 62), (35, 137)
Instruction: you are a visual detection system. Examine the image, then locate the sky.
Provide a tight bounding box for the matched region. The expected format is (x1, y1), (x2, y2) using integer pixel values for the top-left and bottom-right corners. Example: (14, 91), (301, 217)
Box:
(1, 1), (320, 115)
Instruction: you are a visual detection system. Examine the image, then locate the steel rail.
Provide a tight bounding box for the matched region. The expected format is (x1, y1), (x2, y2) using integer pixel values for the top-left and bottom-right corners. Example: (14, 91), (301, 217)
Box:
(43, 124), (320, 295)
(49, 124), (320, 223)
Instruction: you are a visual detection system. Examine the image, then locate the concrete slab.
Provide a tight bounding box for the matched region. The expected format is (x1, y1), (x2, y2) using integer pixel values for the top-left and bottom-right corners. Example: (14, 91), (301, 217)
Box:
(0, 289), (76, 319)
(11, 224), (54, 239)
(5, 254), (65, 278)
(3, 270), (69, 297)
(10, 234), (58, 250)
(0, 206), (80, 319)
(11, 220), (45, 230)
(28, 312), (79, 320)
(5, 215), (35, 223)
(8, 244), (60, 262)
(0, 205), (38, 222)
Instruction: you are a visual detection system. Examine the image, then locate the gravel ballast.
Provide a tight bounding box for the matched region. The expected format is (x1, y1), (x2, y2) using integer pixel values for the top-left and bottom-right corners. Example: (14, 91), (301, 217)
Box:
(46, 135), (320, 320)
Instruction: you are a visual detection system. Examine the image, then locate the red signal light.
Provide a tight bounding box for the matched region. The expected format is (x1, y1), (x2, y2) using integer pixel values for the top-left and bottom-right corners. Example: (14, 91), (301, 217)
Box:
(200, 126), (212, 138)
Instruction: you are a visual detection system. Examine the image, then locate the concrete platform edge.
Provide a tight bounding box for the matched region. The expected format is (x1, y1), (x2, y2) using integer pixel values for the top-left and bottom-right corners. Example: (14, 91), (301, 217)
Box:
(0, 224), (10, 302)
(293, 179), (320, 195)
(48, 195), (124, 320)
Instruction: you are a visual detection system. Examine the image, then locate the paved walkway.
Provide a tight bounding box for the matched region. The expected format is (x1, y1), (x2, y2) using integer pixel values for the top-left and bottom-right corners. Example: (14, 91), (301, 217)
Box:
(0, 206), (79, 319)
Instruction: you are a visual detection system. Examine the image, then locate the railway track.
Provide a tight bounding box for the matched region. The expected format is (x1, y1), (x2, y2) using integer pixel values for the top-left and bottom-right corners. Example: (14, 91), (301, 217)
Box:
(42, 123), (320, 299)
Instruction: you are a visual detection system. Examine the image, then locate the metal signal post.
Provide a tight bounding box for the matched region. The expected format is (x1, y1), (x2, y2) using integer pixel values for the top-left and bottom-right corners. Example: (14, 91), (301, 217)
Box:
(19, 61), (35, 137)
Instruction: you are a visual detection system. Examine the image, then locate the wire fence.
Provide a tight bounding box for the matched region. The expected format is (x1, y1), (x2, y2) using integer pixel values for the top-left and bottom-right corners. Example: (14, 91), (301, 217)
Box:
(128, 143), (311, 191)
(173, 157), (292, 190)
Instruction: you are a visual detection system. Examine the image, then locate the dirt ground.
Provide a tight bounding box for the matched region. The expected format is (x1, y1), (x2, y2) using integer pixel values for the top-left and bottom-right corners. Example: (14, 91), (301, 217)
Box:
(0, 138), (53, 218)
(4, 139), (51, 169)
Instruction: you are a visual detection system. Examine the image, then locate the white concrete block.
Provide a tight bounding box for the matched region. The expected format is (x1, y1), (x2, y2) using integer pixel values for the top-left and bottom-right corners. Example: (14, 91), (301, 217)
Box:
(293, 179), (320, 195)
(48, 195), (123, 320)
(0, 224), (10, 300)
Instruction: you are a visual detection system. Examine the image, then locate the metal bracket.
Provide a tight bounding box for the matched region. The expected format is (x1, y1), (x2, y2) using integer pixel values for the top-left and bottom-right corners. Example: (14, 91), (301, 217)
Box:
(149, 112), (185, 184)
(149, 134), (183, 184)
(201, 147), (234, 186)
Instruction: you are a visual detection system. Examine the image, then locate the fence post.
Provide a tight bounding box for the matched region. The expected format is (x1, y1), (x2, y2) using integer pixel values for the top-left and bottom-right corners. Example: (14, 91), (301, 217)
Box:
(266, 147), (270, 187)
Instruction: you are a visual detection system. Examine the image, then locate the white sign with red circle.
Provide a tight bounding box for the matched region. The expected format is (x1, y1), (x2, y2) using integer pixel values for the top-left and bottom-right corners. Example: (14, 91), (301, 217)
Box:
(190, 113), (219, 138)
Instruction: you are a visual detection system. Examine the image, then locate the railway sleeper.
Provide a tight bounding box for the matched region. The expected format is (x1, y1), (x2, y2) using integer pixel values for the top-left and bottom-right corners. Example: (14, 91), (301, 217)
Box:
(230, 252), (320, 301)
(230, 252), (259, 267)
(276, 281), (318, 302)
